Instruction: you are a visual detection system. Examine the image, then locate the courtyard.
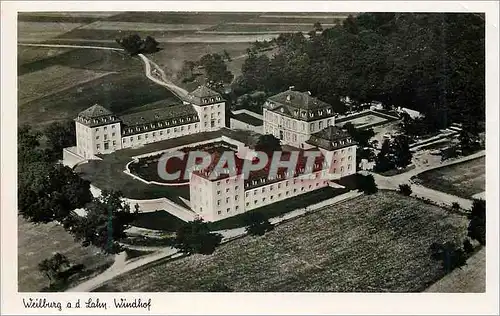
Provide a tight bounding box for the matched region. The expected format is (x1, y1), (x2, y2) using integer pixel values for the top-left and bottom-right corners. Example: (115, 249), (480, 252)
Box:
(95, 191), (469, 292)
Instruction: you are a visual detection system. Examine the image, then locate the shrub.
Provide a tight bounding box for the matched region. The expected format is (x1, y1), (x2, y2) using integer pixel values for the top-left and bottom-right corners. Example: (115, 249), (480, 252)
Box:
(243, 212), (274, 236)
(174, 219), (223, 255)
(398, 184), (412, 196)
(451, 202), (461, 212)
(356, 174), (378, 194)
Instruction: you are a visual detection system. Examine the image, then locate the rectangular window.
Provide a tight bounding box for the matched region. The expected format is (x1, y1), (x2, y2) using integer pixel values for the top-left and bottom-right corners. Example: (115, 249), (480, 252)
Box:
(226, 208), (230, 213)
(96, 135), (99, 140)
(262, 197), (266, 202)
(160, 131), (163, 135)
(270, 195), (274, 200)
(167, 129), (171, 134)
(123, 138), (126, 143)
(145, 134), (148, 139)
(245, 192), (249, 197)
(96, 144), (100, 149)
(112, 140), (116, 146)
(217, 211), (221, 215)
(217, 200), (221, 206)
(246, 202), (249, 207)
(130, 137), (133, 142)
(96, 128), (99, 132)
(181, 126), (184, 131)
(262, 188), (265, 193)
(254, 200), (258, 204)
(226, 197), (229, 203)
(138, 135), (142, 140)
(235, 186), (239, 190)
(153, 132), (156, 137)
(235, 206), (239, 211)
(112, 132), (115, 137)
(104, 143), (109, 150)
(112, 125), (115, 129)
(104, 127), (107, 131)
(235, 195), (239, 201)
(217, 190), (221, 195)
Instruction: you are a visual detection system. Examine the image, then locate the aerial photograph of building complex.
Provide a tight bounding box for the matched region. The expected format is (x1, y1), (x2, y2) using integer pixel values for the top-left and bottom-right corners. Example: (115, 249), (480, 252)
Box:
(16, 11), (486, 294)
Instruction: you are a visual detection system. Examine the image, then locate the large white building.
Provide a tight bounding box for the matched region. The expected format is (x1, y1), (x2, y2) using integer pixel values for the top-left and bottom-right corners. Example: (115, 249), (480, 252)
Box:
(263, 88), (336, 148)
(69, 86), (357, 222)
(73, 86), (225, 159)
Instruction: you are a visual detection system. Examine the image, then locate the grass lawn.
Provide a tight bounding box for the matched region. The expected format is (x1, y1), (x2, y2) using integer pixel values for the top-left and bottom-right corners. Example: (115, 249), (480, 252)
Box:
(19, 72), (177, 127)
(132, 211), (187, 232)
(18, 216), (113, 292)
(95, 191), (468, 292)
(416, 157), (485, 199)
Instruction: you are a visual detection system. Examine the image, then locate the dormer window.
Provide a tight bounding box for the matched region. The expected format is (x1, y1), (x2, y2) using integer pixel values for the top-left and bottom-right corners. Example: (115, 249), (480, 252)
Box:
(280, 108), (284, 113)
(301, 112), (306, 117)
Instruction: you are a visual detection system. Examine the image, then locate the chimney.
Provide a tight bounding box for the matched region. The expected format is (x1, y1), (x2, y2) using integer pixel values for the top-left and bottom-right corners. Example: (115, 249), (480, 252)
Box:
(307, 91), (311, 95)
(289, 85), (295, 91)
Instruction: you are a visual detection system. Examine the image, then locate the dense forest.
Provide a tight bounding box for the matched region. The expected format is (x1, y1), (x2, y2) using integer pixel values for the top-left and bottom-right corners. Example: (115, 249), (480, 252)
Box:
(235, 13), (485, 131)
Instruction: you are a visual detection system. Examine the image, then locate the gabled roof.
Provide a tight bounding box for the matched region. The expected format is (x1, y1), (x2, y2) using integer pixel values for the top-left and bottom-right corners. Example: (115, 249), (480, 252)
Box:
(265, 90), (335, 122)
(120, 104), (199, 136)
(76, 104), (121, 127)
(268, 90), (331, 110)
(186, 85), (225, 106)
(78, 104), (113, 119)
(306, 126), (356, 151)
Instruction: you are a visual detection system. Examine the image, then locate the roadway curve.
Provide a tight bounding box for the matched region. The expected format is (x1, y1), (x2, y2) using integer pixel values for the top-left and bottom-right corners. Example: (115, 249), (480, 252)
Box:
(18, 43), (188, 99)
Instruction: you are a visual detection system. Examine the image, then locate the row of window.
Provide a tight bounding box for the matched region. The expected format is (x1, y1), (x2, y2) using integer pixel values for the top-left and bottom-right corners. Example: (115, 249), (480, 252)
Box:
(95, 124), (117, 132)
(216, 205), (240, 215)
(96, 141), (115, 150)
(216, 195), (240, 206)
(122, 124), (197, 143)
(215, 185), (240, 195)
(245, 178), (326, 197)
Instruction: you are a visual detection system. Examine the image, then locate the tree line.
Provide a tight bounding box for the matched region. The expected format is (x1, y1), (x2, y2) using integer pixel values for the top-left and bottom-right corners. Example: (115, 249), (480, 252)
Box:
(234, 13), (484, 132)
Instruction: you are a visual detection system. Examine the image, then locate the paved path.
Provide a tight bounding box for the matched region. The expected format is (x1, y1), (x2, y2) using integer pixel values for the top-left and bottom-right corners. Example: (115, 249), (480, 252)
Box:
(364, 151), (485, 208)
(425, 247), (486, 293)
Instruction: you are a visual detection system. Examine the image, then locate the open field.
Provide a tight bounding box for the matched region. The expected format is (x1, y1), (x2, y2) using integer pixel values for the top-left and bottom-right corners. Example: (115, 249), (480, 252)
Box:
(96, 191), (468, 292)
(19, 72), (177, 127)
(205, 23), (318, 33)
(18, 12), (118, 23)
(18, 46), (75, 66)
(80, 21), (214, 31)
(18, 216), (113, 292)
(18, 47), (141, 75)
(18, 65), (112, 105)
(416, 157), (485, 199)
(105, 12), (262, 24)
(18, 22), (84, 42)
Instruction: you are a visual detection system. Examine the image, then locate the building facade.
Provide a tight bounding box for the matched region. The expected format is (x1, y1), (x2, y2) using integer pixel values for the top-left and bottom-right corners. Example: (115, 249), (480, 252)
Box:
(74, 86), (225, 159)
(263, 88), (336, 148)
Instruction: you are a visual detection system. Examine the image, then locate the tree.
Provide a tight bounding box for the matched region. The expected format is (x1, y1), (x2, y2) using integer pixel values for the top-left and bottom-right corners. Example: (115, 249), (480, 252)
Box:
(374, 139), (393, 172)
(429, 242), (467, 273)
(398, 184), (412, 196)
(463, 239), (474, 254)
(391, 135), (413, 169)
(451, 202), (461, 212)
(313, 21), (323, 32)
(43, 120), (76, 161)
(18, 163), (92, 224)
(174, 219), (223, 255)
(18, 125), (47, 165)
(38, 253), (70, 287)
(243, 212), (274, 236)
(459, 122), (481, 154)
(255, 134), (281, 154)
(199, 53), (234, 85)
(70, 190), (139, 253)
(223, 49), (232, 62)
(467, 199), (485, 245)
(356, 174), (378, 194)
(116, 34), (160, 55)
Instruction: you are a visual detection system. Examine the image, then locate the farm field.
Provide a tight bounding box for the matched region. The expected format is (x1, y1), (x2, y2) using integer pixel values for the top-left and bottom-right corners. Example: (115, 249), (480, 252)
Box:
(18, 65), (112, 105)
(18, 46), (75, 66)
(96, 191), (469, 292)
(18, 216), (113, 292)
(19, 72), (178, 127)
(18, 21), (84, 42)
(18, 11), (119, 23)
(416, 157), (485, 199)
(204, 23), (318, 33)
(105, 12), (262, 24)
